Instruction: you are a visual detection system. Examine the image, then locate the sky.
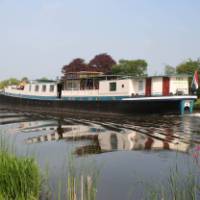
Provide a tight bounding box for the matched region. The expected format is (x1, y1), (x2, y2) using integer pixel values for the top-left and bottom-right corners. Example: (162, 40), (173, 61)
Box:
(0, 0), (200, 80)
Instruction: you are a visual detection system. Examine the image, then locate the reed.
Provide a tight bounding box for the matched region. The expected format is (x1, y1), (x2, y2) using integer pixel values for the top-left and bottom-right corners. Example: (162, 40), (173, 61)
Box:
(66, 155), (99, 200)
(142, 166), (200, 200)
(0, 135), (40, 200)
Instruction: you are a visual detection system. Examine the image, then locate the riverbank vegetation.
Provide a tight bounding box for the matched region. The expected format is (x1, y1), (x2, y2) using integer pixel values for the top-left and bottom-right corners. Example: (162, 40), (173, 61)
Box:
(194, 99), (200, 110)
(66, 156), (99, 200)
(132, 146), (200, 199)
(143, 167), (199, 200)
(0, 135), (99, 200)
(0, 77), (29, 89)
(0, 136), (40, 200)
(0, 78), (20, 89)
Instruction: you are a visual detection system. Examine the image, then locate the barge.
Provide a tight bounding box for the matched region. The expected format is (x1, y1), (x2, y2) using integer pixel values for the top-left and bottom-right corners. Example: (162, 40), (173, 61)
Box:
(0, 72), (197, 115)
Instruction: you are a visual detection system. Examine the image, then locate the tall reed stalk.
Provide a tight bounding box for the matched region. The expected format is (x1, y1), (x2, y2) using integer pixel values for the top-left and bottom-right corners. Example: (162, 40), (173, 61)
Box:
(66, 155), (99, 200)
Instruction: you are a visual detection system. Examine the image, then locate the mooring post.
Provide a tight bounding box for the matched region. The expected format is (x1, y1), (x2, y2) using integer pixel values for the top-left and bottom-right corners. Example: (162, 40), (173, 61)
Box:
(179, 100), (185, 115)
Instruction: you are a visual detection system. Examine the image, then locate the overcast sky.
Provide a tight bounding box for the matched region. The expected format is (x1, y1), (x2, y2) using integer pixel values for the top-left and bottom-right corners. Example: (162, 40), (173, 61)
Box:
(0, 0), (200, 80)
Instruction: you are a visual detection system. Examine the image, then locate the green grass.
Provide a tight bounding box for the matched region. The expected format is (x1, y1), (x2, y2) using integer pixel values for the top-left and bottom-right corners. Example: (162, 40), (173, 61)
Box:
(194, 99), (200, 110)
(0, 136), (40, 200)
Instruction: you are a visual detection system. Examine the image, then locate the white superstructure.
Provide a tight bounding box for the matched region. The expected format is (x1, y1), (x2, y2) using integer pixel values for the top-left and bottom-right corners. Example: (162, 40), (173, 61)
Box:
(3, 75), (190, 98)
(4, 80), (57, 97)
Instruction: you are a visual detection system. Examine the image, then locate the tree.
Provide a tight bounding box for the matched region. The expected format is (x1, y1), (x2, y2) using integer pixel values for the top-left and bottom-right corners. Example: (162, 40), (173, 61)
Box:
(7, 78), (20, 85)
(62, 58), (88, 75)
(164, 65), (176, 75)
(111, 59), (148, 76)
(176, 59), (200, 75)
(0, 78), (20, 89)
(89, 53), (116, 74)
(36, 77), (49, 81)
(176, 59), (200, 96)
(21, 77), (29, 83)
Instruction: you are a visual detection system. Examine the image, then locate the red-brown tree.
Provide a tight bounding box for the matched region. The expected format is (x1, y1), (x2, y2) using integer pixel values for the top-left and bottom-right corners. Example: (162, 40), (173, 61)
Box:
(89, 53), (116, 74)
(62, 58), (88, 75)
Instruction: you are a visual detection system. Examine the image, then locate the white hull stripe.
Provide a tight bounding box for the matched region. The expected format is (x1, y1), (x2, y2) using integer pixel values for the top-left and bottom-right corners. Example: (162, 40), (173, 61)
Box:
(122, 96), (197, 101)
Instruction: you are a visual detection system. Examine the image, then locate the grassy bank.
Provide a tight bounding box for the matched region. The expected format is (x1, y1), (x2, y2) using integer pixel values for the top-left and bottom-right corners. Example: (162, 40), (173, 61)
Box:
(0, 137), (40, 200)
(194, 99), (200, 110)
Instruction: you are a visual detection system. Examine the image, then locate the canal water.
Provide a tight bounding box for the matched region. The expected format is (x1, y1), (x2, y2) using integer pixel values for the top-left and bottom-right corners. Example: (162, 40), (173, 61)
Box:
(0, 108), (200, 199)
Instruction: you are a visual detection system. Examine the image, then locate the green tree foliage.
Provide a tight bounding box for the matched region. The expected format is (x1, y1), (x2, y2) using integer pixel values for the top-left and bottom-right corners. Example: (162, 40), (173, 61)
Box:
(176, 59), (200, 96)
(0, 78), (20, 89)
(111, 59), (148, 76)
(164, 65), (176, 75)
(21, 77), (29, 83)
(176, 59), (200, 75)
(36, 77), (49, 81)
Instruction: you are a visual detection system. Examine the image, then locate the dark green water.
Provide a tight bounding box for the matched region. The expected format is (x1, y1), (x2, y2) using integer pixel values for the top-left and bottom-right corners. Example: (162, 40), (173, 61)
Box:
(0, 108), (200, 199)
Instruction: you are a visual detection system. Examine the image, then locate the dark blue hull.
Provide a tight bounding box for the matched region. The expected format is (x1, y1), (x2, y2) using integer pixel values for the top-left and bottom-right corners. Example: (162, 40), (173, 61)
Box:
(0, 93), (186, 116)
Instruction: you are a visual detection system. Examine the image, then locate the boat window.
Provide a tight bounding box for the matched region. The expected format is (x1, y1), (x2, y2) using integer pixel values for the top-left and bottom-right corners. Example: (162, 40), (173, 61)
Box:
(110, 82), (116, 91)
(35, 85), (39, 92)
(50, 85), (54, 92)
(66, 80), (79, 90)
(42, 85), (46, 92)
(138, 80), (144, 91)
(67, 81), (73, 90)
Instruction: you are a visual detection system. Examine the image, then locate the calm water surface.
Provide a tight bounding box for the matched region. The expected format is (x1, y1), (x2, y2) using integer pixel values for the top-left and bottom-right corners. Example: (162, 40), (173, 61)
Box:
(0, 108), (200, 199)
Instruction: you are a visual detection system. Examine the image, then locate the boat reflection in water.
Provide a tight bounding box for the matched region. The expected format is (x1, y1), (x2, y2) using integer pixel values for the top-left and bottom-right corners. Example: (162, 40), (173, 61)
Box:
(23, 119), (191, 156)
